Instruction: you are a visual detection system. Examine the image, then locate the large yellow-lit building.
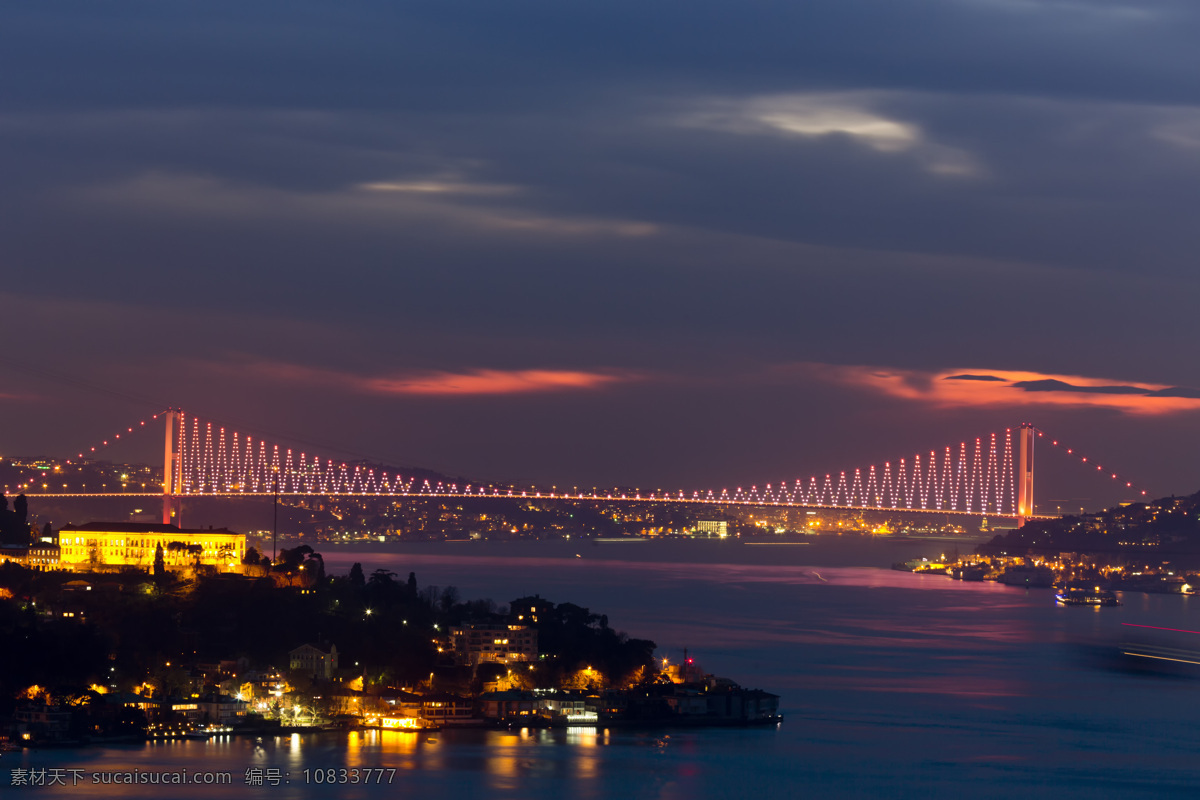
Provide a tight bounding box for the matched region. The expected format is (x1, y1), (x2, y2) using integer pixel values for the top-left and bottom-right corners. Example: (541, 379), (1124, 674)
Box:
(57, 522), (246, 571)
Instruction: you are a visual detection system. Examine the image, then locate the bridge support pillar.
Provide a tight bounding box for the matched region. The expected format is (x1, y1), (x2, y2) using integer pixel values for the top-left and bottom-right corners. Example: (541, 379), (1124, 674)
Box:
(1016, 423), (1035, 527)
(163, 408), (182, 526)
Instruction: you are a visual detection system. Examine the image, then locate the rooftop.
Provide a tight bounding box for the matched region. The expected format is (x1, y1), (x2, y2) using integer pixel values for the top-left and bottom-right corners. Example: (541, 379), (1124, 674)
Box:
(58, 521), (240, 535)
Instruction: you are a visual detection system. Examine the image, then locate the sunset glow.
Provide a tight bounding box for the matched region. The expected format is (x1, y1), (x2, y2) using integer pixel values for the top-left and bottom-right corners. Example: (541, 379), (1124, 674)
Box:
(809, 365), (1200, 416)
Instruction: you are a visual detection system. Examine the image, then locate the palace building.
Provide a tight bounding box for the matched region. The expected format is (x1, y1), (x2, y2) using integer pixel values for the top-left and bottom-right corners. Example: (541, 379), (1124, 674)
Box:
(56, 522), (246, 571)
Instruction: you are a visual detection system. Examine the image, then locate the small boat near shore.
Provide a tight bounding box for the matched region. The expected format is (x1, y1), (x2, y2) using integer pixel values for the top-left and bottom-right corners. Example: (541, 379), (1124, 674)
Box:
(950, 564), (988, 581)
(1055, 583), (1119, 606)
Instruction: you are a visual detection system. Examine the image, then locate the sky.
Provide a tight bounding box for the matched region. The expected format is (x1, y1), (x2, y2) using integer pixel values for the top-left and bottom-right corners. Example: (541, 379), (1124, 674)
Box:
(2, 0), (1200, 510)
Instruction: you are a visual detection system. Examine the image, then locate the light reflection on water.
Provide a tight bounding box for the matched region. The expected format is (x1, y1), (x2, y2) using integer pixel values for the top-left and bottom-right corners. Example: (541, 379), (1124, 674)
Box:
(15, 539), (1200, 798)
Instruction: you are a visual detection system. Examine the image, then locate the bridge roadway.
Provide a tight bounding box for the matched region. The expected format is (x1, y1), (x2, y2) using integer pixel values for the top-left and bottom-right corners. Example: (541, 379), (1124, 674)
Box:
(19, 491), (1053, 519)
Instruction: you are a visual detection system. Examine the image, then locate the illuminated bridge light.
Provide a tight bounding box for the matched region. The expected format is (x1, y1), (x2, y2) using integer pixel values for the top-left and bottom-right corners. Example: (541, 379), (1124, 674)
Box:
(38, 417), (1147, 518)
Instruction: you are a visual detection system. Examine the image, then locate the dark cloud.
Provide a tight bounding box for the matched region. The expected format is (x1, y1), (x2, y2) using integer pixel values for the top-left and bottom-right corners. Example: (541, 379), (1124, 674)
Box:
(1011, 380), (1150, 395)
(944, 374), (1007, 382)
(4, 2), (1200, 111)
(1146, 387), (1200, 398)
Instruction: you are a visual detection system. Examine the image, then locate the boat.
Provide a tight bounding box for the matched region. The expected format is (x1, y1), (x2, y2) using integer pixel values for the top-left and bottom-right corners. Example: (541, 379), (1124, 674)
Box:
(1055, 583), (1119, 606)
(950, 564), (988, 581)
(892, 557), (950, 573)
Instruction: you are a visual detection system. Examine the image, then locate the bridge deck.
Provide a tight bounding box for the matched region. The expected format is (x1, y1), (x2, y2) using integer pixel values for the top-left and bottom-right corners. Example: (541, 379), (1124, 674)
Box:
(20, 491), (1049, 518)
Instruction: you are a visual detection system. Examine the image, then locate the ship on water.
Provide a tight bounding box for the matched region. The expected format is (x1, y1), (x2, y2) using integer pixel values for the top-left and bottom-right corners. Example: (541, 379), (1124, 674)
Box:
(1054, 582), (1119, 606)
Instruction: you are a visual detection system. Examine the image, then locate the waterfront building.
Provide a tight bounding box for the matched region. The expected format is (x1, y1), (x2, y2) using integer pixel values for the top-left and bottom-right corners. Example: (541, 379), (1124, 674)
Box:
(449, 623), (537, 666)
(55, 522), (245, 571)
(363, 714), (422, 730)
(419, 694), (477, 726)
(197, 694), (247, 725)
(166, 699), (201, 724)
(11, 703), (72, 743)
(538, 692), (596, 723)
(478, 690), (538, 721)
(380, 690), (424, 719)
(695, 521), (729, 538)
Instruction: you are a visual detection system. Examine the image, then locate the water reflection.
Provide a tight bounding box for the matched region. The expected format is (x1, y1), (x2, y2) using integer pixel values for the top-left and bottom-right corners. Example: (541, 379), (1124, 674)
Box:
(565, 726), (599, 745)
(18, 541), (1200, 798)
(484, 733), (519, 791)
(566, 727), (599, 781)
(376, 729), (420, 757)
(344, 730), (364, 769)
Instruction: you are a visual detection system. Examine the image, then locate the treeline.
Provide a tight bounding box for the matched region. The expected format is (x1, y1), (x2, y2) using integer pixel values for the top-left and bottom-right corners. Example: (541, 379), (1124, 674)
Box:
(0, 555), (657, 712)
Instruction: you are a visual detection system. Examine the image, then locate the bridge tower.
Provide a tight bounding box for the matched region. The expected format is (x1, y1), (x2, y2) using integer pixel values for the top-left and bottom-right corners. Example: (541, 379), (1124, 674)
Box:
(162, 408), (182, 526)
(1016, 422), (1035, 527)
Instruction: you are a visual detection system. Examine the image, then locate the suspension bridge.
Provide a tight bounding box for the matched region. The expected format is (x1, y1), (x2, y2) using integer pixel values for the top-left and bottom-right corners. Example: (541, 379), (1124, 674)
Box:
(15, 409), (1148, 526)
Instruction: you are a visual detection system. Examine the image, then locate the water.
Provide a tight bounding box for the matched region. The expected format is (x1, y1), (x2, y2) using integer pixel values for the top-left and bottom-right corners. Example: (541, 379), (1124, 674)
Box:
(10, 537), (1200, 798)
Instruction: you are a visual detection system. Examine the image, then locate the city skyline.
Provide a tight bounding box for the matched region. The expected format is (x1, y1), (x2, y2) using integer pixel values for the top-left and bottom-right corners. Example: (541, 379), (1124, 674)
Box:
(3, 2), (1200, 506)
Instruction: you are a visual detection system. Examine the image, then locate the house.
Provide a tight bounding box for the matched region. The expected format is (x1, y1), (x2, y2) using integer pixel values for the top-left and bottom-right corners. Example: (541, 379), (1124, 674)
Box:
(419, 694), (478, 727)
(449, 623), (537, 667)
(379, 689), (424, 719)
(478, 690), (537, 721)
(11, 703), (72, 743)
(197, 694), (247, 725)
(508, 595), (555, 626)
(540, 693), (595, 723)
(289, 643), (338, 679)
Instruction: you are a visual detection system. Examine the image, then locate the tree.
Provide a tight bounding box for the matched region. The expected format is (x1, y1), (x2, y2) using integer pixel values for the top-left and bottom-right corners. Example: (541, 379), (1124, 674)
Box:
(439, 586), (460, 613)
(242, 546), (262, 566)
(349, 563), (365, 588)
(369, 569), (396, 589)
(0, 493), (27, 546)
(153, 544), (165, 577)
(305, 552), (326, 581)
(275, 545), (312, 573)
(407, 572), (418, 596)
(13, 494), (27, 528)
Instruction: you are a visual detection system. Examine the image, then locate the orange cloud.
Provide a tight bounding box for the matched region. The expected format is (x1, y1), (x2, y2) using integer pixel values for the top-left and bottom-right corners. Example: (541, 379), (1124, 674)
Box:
(208, 360), (634, 397)
(792, 364), (1200, 416)
(364, 369), (629, 396)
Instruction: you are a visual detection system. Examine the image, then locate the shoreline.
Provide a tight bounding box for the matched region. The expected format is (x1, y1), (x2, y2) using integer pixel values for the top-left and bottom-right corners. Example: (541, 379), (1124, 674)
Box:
(14, 715), (787, 753)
